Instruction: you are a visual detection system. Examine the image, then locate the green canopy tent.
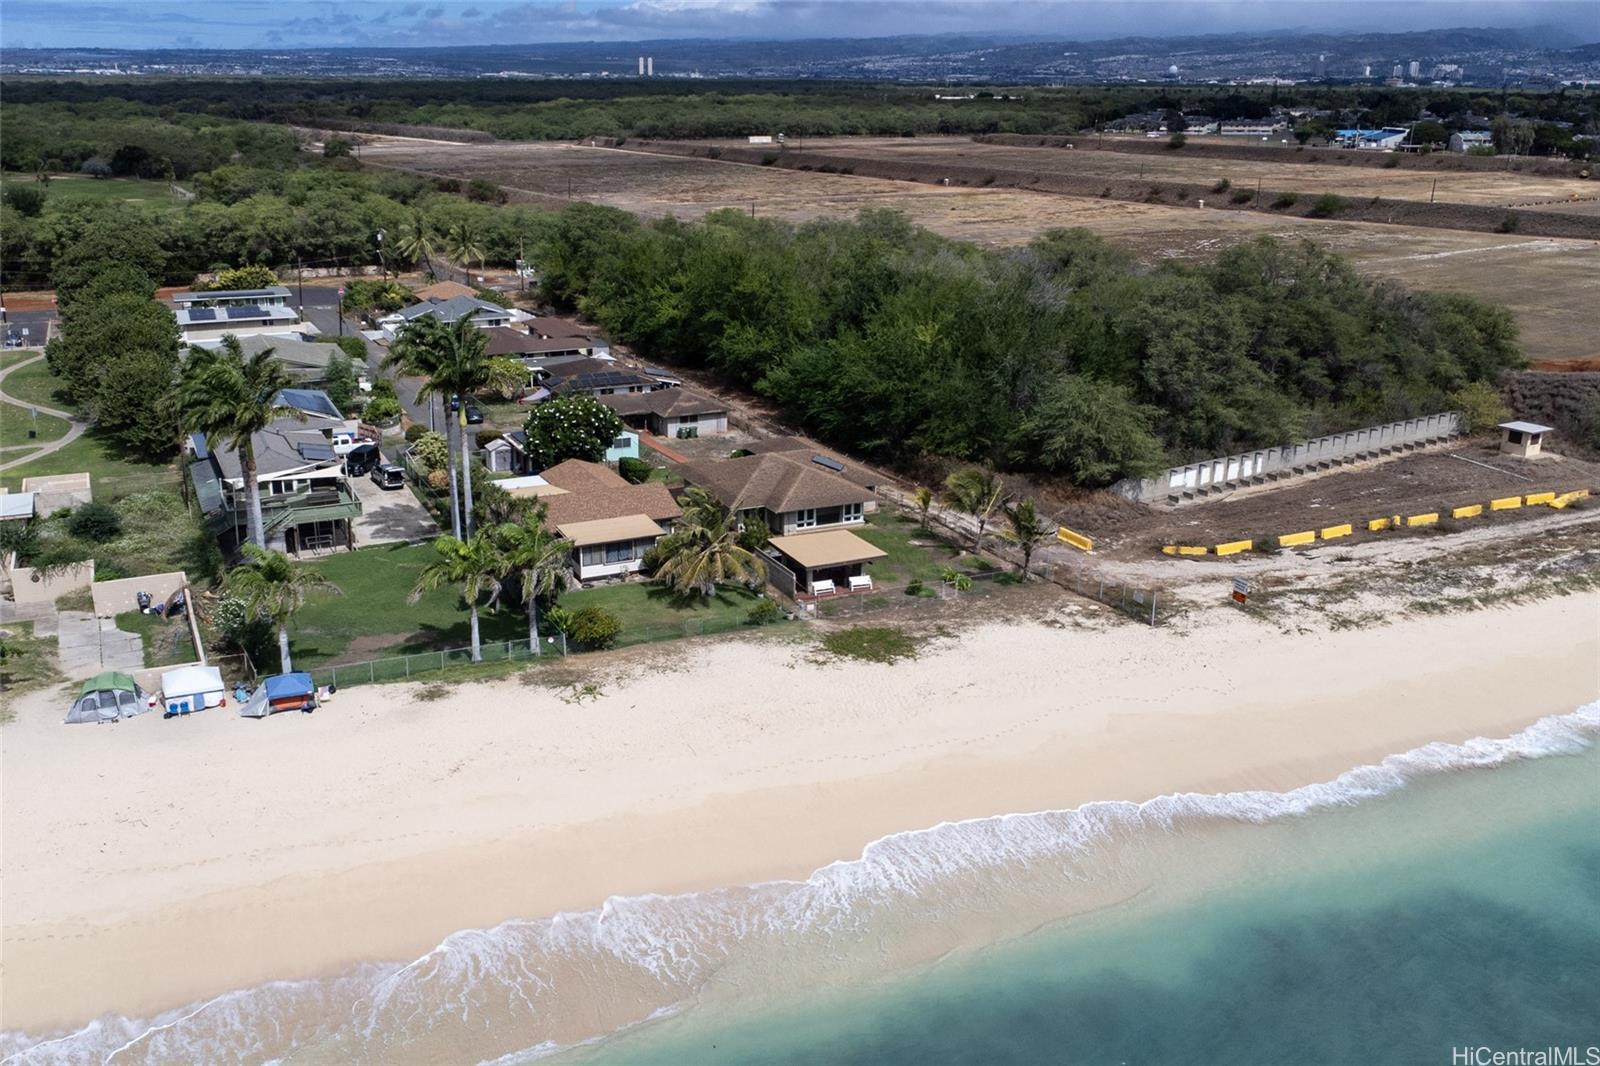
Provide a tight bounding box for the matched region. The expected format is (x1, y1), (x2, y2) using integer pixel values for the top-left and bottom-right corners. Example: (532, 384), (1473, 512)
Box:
(65, 671), (148, 725)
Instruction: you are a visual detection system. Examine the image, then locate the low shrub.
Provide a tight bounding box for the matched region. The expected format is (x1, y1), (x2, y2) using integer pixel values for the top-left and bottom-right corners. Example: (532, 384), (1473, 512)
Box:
(746, 598), (783, 626)
(1496, 213), (1520, 234)
(405, 423), (429, 443)
(364, 396), (402, 424)
(1271, 192), (1299, 209)
(569, 606), (622, 650)
(1230, 189), (1254, 204)
(618, 457), (652, 484)
(1166, 133), (1187, 150)
(1382, 155), (1400, 168)
(1211, 178), (1231, 193)
(1306, 193), (1346, 218)
(821, 625), (920, 664)
(905, 579), (924, 596)
(66, 501), (121, 542)
(761, 153), (780, 166)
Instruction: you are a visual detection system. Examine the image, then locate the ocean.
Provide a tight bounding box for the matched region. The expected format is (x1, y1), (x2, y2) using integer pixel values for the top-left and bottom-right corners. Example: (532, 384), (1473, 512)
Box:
(5, 704), (1597, 1065)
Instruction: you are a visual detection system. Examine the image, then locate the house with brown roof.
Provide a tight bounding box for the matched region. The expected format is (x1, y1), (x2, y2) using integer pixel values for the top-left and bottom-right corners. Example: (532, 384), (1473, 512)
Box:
(677, 452), (876, 537)
(411, 280), (479, 302)
(484, 326), (610, 362)
(534, 460), (681, 582)
(737, 437), (879, 491)
(600, 388), (729, 438)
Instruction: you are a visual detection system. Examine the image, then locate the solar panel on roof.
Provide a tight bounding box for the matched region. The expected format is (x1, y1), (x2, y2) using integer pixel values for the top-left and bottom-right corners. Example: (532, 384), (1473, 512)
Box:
(811, 454), (845, 472)
(297, 443), (336, 461)
(226, 305), (266, 319)
(188, 308), (217, 322)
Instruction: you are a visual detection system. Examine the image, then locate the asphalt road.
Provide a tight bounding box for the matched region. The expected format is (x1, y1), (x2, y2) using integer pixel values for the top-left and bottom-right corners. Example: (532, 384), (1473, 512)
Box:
(297, 284), (443, 432)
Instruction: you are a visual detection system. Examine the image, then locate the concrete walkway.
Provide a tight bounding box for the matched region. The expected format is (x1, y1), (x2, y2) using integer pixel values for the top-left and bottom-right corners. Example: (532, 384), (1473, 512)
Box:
(0, 352), (87, 472)
(54, 610), (144, 680)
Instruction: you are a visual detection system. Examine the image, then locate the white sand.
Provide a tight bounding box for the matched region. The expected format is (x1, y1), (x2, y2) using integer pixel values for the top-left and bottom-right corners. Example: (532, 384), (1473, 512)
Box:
(2, 593), (1597, 1033)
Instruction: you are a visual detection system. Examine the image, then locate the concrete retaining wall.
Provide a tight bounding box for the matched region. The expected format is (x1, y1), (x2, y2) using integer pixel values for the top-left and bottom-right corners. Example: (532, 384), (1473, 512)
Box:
(90, 570), (188, 618)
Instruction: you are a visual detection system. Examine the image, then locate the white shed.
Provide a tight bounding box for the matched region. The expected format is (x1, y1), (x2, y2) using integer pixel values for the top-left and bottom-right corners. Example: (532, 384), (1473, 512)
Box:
(1497, 421), (1552, 459)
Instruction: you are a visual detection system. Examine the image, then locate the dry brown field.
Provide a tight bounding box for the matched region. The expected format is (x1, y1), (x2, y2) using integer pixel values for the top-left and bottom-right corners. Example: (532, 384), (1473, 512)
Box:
(359, 136), (1600, 364)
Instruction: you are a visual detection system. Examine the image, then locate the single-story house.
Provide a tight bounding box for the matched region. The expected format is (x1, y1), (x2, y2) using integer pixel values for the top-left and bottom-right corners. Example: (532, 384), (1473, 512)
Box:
(175, 304), (306, 344)
(379, 295), (515, 335)
(766, 527), (888, 597)
(189, 334), (345, 384)
(540, 358), (659, 398)
(1335, 127), (1410, 150)
(483, 326), (612, 362)
(601, 388), (729, 439)
(737, 437), (878, 492)
(1449, 131), (1495, 153)
(676, 451), (876, 536)
(410, 280), (479, 302)
(172, 286), (293, 309)
(529, 317), (612, 357)
(538, 459), (682, 582)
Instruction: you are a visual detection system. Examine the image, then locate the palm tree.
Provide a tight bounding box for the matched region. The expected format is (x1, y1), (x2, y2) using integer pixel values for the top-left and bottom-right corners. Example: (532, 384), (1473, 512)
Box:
(411, 532), (503, 663)
(1001, 498), (1051, 577)
(942, 467), (1006, 554)
(180, 335), (302, 549)
(395, 211), (437, 279)
(651, 488), (767, 598)
(385, 317), (492, 538)
(493, 513), (570, 655)
(912, 486), (934, 530)
(227, 544), (342, 674)
(446, 221), (487, 282)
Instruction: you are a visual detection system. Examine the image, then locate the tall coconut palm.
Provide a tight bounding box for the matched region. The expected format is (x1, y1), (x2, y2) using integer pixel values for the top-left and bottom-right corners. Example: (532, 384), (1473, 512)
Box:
(394, 211), (437, 279)
(942, 466), (1006, 554)
(385, 317), (491, 538)
(227, 544), (342, 674)
(493, 512), (570, 654)
(446, 221), (487, 280)
(651, 488), (767, 598)
(180, 335), (302, 549)
(1001, 497), (1051, 577)
(411, 532), (503, 663)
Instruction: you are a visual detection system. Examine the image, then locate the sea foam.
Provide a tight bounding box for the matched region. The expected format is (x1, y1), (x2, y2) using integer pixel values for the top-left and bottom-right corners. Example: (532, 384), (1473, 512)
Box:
(5, 702), (1596, 1066)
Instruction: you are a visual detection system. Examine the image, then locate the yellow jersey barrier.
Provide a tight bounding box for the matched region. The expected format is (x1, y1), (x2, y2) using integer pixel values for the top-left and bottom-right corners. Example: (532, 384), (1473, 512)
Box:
(1215, 539), (1254, 557)
(1320, 523), (1353, 540)
(1279, 530), (1316, 547)
(1524, 491), (1556, 506)
(1057, 527), (1094, 552)
(1451, 504), (1483, 519)
(1406, 512), (1439, 527)
(1490, 496), (1522, 511)
(1368, 516), (1393, 532)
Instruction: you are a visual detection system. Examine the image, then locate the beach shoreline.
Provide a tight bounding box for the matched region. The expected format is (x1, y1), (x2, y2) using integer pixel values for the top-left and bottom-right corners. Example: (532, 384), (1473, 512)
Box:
(3, 593), (1598, 1036)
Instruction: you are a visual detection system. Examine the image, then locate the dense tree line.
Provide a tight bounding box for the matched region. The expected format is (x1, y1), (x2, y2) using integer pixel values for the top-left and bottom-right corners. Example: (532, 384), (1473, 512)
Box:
(538, 205), (1522, 483)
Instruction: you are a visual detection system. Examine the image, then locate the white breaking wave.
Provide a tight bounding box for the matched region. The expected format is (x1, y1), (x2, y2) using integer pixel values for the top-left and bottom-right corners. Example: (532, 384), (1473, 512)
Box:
(5, 702), (1596, 1066)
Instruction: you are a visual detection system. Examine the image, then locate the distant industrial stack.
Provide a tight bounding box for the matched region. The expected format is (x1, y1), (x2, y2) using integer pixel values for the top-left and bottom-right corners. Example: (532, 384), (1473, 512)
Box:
(647, 56), (654, 76)
(638, 56), (645, 76)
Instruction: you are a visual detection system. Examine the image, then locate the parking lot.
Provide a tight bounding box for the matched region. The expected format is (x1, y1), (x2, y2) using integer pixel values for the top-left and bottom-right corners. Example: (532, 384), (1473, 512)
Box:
(348, 459), (439, 547)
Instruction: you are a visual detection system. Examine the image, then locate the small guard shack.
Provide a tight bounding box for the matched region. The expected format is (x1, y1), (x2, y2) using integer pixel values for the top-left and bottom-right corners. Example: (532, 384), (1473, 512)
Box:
(1497, 420), (1552, 459)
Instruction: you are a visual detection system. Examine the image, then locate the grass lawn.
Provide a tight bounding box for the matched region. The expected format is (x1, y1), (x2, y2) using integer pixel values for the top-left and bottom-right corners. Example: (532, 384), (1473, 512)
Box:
(115, 611), (200, 668)
(0, 428), (177, 499)
(857, 510), (991, 586)
(0, 401), (69, 447)
(4, 174), (186, 210)
(285, 542), (765, 667)
(1, 357), (70, 409)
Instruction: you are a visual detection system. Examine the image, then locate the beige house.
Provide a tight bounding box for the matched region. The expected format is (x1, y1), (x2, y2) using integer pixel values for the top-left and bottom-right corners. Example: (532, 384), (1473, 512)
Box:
(601, 388), (730, 438)
(766, 528), (887, 598)
(1497, 421), (1552, 459)
(677, 451), (876, 536)
(537, 460), (681, 582)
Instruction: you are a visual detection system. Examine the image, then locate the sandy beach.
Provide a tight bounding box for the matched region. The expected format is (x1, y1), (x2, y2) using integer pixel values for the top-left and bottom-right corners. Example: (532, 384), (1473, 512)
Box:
(2, 592), (1597, 1036)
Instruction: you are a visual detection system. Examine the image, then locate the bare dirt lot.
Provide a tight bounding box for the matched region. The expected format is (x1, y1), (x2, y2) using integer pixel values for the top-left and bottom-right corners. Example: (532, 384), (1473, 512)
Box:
(1060, 444), (1600, 560)
(359, 136), (1600, 365)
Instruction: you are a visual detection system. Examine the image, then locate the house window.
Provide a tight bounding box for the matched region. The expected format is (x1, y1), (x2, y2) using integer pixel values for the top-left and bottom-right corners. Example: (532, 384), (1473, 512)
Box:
(612, 436), (632, 450)
(1507, 430), (1524, 445)
(843, 502), (864, 523)
(679, 412), (700, 424)
(793, 509), (817, 530)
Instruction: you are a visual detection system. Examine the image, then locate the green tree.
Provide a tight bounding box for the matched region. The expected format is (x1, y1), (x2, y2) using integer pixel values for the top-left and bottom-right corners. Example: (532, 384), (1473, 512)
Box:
(483, 356), (530, 401)
(205, 265), (279, 291)
(94, 347), (182, 459)
(521, 394), (625, 471)
(1000, 498), (1051, 576)
(179, 335), (302, 549)
(323, 348), (357, 411)
(493, 513), (570, 654)
(1448, 381), (1511, 435)
(446, 220), (488, 277)
(942, 467), (1005, 553)
(650, 487), (767, 598)
(394, 210), (437, 278)
(226, 544), (342, 674)
(410, 532), (502, 663)
(912, 485), (934, 529)
(323, 137), (354, 159)
(1013, 376), (1167, 487)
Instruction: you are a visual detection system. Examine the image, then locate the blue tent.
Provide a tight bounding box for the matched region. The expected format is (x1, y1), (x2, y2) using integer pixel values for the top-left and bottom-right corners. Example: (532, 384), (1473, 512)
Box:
(239, 672), (318, 717)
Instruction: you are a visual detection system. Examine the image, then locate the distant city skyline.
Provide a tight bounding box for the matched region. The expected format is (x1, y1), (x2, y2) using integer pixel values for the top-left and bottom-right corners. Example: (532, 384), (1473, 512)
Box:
(1, 0), (1596, 50)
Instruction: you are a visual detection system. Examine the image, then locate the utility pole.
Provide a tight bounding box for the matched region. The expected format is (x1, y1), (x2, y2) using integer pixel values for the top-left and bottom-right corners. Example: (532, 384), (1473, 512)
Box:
(1430, 177), (1438, 203)
(296, 258), (305, 316)
(750, 200), (756, 217)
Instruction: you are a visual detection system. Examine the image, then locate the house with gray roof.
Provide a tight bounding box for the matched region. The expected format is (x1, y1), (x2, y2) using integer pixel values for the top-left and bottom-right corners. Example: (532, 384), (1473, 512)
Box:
(676, 451), (877, 536)
(600, 388), (729, 438)
(379, 295), (515, 335)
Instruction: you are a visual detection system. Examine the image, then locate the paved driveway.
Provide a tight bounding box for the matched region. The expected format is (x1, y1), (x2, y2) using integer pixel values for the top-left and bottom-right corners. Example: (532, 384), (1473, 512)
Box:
(350, 468), (439, 548)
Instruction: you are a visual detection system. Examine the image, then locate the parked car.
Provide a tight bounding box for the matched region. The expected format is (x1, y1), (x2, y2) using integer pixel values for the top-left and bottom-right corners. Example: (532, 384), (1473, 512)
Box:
(345, 443), (381, 477)
(448, 397), (486, 424)
(371, 463), (406, 490)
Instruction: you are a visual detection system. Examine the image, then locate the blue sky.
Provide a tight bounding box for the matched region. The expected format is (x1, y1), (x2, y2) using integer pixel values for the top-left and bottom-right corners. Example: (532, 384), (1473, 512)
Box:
(0, 1), (1592, 49)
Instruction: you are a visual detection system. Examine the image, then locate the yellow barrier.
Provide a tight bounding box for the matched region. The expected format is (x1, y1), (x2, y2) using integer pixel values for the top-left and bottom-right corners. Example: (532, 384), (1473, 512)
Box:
(1407, 512), (1439, 527)
(1319, 523), (1353, 541)
(1057, 527), (1094, 552)
(1490, 496), (1522, 511)
(1279, 530), (1316, 547)
(1451, 504), (1484, 519)
(1524, 491), (1556, 506)
(1549, 489), (1590, 510)
(1215, 539), (1254, 557)
(1161, 545), (1177, 556)
(1178, 545), (1208, 556)
(1368, 517), (1393, 532)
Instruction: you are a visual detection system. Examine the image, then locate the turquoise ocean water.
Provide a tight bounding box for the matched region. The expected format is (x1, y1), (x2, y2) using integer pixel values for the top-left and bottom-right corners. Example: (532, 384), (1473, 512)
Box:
(4, 704), (1596, 1065)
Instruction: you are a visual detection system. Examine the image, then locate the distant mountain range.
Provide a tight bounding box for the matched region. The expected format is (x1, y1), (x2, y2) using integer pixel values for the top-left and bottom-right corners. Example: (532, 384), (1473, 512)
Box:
(4, 27), (1596, 82)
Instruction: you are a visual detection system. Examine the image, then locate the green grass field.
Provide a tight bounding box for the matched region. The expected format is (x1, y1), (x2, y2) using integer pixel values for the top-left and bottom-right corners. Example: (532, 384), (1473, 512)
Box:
(283, 543), (764, 668)
(1, 357), (70, 409)
(3, 173), (185, 210)
(857, 510), (990, 586)
(0, 428), (177, 499)
(0, 401), (69, 448)
(115, 610), (200, 668)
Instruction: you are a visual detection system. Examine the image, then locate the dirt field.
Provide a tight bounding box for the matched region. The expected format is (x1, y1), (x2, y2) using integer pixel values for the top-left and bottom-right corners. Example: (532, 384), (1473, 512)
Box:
(359, 136), (1600, 364)
(1061, 444), (1600, 559)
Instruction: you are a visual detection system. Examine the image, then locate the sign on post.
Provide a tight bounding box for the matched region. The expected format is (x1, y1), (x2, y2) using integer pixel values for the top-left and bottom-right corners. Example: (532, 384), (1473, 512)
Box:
(1231, 577), (1251, 604)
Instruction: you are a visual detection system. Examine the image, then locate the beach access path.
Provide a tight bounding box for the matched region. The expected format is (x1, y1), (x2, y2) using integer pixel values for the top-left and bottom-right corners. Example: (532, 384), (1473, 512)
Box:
(3, 590), (1596, 1035)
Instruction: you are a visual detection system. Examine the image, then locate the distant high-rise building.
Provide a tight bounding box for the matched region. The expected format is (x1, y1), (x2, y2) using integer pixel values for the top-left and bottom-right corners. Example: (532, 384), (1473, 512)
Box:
(1392, 63), (1405, 79)
(638, 56), (645, 76)
(1408, 60), (1421, 78)
(646, 56), (654, 76)
(1313, 54), (1327, 78)
(1363, 64), (1372, 77)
